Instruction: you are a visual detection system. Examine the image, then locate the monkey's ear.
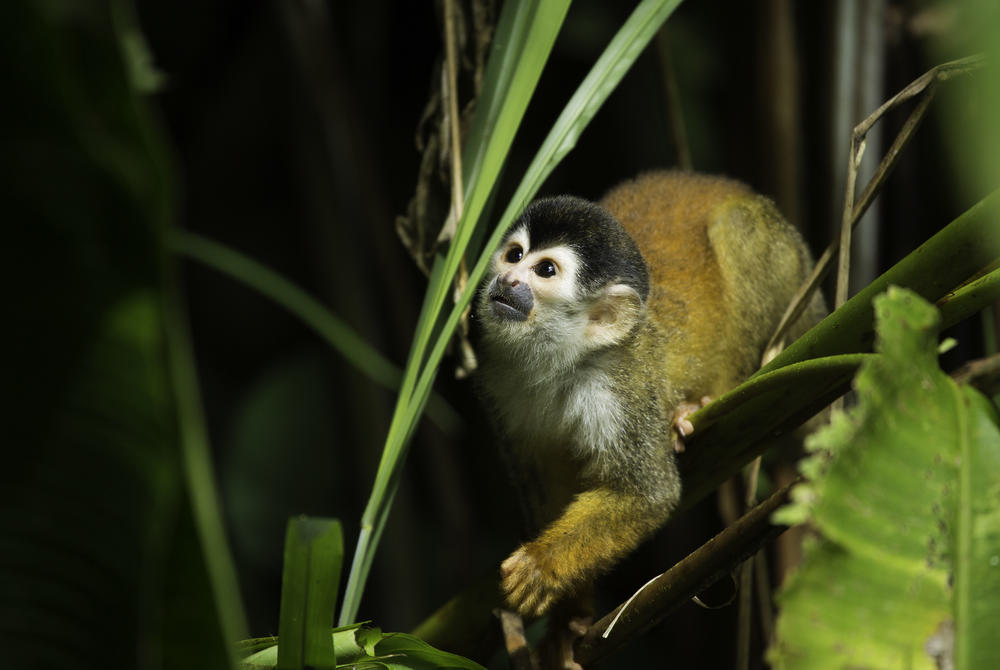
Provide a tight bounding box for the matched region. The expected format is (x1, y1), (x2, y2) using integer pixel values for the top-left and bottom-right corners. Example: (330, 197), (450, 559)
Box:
(585, 284), (643, 348)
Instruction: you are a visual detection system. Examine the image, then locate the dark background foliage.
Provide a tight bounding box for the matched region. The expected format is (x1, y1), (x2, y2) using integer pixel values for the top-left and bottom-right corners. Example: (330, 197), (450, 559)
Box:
(5, 0), (992, 668)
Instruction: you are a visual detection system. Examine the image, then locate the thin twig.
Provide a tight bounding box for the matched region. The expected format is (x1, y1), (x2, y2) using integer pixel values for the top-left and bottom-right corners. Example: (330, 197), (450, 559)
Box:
(858, 54), (982, 138)
(497, 609), (538, 670)
(735, 456), (762, 670)
(951, 352), (1000, 393)
(765, 55), (985, 351)
(753, 546), (775, 646)
(577, 482), (795, 666)
(736, 556), (753, 670)
(441, 0), (479, 376)
(441, 0), (465, 239)
(836, 137), (863, 309)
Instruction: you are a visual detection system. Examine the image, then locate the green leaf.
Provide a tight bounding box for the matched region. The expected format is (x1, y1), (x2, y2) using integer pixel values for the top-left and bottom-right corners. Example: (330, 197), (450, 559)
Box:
(240, 626), (484, 670)
(770, 287), (1000, 669)
(955, 389), (1000, 670)
(240, 625), (367, 667)
(355, 625), (383, 657)
(937, 267), (1000, 338)
(373, 632), (488, 670)
(238, 637), (281, 656)
(276, 518), (344, 670)
(111, 0), (166, 93)
(458, 0), (570, 209)
(680, 352), (870, 507)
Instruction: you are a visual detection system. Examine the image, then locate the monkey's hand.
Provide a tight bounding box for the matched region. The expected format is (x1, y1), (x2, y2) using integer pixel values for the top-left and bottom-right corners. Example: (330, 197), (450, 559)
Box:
(501, 542), (568, 618)
(671, 396), (712, 452)
(501, 488), (673, 618)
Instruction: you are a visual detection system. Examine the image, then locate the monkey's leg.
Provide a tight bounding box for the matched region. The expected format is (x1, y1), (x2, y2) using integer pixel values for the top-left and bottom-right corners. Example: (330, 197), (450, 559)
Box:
(501, 487), (669, 617)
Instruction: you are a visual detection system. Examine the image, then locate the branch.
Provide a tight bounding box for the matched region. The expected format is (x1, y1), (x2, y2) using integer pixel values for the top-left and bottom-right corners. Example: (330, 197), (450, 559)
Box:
(497, 609), (537, 670)
(951, 352), (1000, 396)
(576, 482), (795, 666)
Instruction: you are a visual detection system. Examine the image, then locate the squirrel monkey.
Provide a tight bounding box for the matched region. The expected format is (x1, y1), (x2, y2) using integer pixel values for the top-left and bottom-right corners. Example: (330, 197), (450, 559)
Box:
(475, 170), (825, 624)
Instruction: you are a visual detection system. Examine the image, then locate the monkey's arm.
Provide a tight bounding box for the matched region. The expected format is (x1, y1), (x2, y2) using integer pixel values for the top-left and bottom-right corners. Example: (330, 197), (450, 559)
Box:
(501, 486), (672, 617)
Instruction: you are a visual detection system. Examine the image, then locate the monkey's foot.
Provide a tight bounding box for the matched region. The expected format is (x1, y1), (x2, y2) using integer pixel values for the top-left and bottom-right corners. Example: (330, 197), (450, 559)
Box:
(671, 396), (712, 453)
(501, 544), (569, 618)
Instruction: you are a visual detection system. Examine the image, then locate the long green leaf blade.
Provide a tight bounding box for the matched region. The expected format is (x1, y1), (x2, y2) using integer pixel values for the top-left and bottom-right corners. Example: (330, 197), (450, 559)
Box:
(500, 0), (687, 215)
(338, 0), (571, 625)
(167, 230), (461, 434)
(171, 231), (400, 390)
(459, 0), (555, 196)
(165, 272), (251, 656)
(396, 0), (572, 420)
(396, 0), (573, 419)
(276, 518), (344, 670)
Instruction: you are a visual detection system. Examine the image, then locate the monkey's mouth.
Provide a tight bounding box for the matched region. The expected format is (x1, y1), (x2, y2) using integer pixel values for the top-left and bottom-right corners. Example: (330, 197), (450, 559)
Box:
(489, 284), (532, 322)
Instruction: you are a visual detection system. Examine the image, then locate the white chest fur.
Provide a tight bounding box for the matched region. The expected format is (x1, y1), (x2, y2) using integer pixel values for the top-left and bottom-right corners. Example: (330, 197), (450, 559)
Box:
(485, 362), (625, 459)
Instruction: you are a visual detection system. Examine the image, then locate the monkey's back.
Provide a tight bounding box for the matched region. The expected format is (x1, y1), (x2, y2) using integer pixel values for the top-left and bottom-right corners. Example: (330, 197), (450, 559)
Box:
(600, 170), (820, 400)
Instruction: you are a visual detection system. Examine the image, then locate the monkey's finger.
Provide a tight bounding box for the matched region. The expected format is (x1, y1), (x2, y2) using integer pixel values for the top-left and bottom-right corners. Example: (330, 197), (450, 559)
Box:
(503, 569), (537, 610)
(532, 591), (559, 617)
(500, 546), (531, 575)
(671, 399), (707, 452)
(671, 426), (689, 453)
(512, 584), (541, 617)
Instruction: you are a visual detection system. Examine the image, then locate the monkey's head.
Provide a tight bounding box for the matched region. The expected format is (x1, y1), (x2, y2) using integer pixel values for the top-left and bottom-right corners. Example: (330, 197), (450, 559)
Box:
(476, 196), (650, 363)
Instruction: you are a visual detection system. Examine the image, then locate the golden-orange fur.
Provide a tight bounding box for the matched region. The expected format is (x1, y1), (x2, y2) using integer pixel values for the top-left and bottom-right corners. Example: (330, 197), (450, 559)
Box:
(602, 170), (821, 399)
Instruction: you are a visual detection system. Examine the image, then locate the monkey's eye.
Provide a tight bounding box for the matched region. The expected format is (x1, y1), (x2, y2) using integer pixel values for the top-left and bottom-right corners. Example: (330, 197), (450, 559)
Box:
(504, 245), (523, 264)
(534, 260), (557, 278)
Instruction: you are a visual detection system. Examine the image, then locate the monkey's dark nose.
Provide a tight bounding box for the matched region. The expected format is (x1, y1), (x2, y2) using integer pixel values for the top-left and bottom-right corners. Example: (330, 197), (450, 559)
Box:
(489, 279), (533, 321)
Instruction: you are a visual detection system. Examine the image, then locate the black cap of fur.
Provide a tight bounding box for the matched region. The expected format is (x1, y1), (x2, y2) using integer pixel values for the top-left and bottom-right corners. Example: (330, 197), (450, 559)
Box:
(511, 195), (650, 301)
